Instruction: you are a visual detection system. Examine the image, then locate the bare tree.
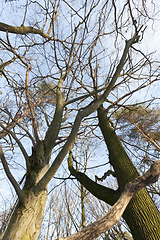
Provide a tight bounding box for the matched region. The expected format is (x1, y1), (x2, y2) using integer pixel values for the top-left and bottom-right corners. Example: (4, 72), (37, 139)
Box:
(0, 0), (160, 239)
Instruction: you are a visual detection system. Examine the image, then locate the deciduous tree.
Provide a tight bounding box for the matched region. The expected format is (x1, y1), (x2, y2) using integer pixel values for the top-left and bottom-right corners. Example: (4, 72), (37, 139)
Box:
(0, 1), (160, 239)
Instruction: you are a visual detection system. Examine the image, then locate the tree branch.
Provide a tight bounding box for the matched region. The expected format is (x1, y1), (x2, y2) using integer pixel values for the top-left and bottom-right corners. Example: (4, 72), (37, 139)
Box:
(1, 109), (35, 145)
(0, 145), (26, 204)
(25, 66), (39, 142)
(68, 151), (119, 206)
(95, 170), (116, 182)
(64, 85), (107, 106)
(132, 122), (160, 151)
(0, 22), (51, 38)
(34, 34), (140, 194)
(0, 122), (28, 161)
(44, 77), (65, 157)
(44, 26), (79, 155)
(0, 98), (44, 140)
(0, 56), (17, 72)
(58, 160), (160, 240)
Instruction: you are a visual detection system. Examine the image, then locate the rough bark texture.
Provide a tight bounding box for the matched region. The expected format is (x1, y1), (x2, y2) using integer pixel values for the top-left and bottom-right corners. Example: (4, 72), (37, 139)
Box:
(61, 159), (160, 240)
(1, 140), (49, 240)
(68, 151), (120, 205)
(2, 190), (47, 240)
(97, 106), (160, 239)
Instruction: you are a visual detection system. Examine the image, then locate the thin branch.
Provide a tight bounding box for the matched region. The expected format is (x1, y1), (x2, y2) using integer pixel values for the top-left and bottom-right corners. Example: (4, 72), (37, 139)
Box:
(47, 2), (60, 35)
(64, 85), (107, 106)
(25, 66), (39, 142)
(4, 33), (40, 142)
(0, 57), (17, 72)
(106, 77), (159, 112)
(21, 0), (28, 26)
(2, 108), (35, 146)
(132, 122), (160, 151)
(95, 170), (116, 182)
(127, 0), (138, 34)
(62, 0), (84, 21)
(0, 97), (46, 140)
(0, 145), (26, 204)
(0, 122), (28, 161)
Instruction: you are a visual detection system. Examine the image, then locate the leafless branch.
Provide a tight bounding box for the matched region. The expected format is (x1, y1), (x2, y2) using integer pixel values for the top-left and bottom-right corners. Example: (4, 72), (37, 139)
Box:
(58, 160), (160, 240)
(0, 122), (28, 161)
(34, 34), (140, 194)
(0, 145), (26, 204)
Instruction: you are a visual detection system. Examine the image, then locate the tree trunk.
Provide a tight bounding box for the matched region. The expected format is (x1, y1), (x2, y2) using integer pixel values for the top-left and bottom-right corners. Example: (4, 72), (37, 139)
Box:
(2, 189), (47, 240)
(97, 106), (160, 240)
(58, 157), (160, 240)
(2, 140), (49, 240)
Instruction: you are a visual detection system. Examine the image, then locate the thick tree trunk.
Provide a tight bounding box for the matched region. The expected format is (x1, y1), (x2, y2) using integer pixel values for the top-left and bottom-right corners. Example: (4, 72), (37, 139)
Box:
(2, 140), (49, 240)
(97, 106), (160, 240)
(2, 189), (47, 240)
(59, 158), (160, 240)
(123, 190), (160, 240)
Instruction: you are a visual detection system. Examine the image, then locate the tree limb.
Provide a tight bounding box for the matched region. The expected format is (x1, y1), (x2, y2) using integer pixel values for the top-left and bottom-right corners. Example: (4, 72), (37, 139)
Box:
(44, 27), (79, 155)
(0, 56), (17, 72)
(0, 98), (45, 140)
(25, 66), (39, 142)
(58, 160), (160, 240)
(64, 85), (107, 106)
(0, 145), (26, 204)
(44, 77), (65, 157)
(0, 122), (28, 161)
(68, 151), (119, 206)
(132, 122), (160, 151)
(95, 170), (116, 182)
(34, 34), (140, 194)
(0, 22), (51, 38)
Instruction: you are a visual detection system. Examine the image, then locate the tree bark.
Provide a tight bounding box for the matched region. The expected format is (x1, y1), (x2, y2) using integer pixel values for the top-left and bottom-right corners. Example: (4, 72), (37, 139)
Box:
(1, 140), (49, 240)
(62, 159), (160, 240)
(2, 190), (47, 240)
(97, 106), (160, 240)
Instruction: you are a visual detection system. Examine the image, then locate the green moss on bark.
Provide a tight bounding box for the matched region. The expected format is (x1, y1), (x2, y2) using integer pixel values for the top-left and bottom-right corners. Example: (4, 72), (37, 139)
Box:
(97, 106), (160, 240)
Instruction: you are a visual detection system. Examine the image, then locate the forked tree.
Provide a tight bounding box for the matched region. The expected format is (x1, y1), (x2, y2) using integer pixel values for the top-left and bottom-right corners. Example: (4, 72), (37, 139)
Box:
(0, 1), (160, 239)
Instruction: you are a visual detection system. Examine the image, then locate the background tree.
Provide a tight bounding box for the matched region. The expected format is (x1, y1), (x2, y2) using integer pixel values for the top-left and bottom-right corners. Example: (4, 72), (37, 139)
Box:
(0, 0), (160, 239)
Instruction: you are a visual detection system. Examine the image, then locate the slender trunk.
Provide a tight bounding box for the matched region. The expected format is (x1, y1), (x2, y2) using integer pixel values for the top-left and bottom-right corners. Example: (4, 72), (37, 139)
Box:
(81, 184), (86, 228)
(97, 106), (160, 240)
